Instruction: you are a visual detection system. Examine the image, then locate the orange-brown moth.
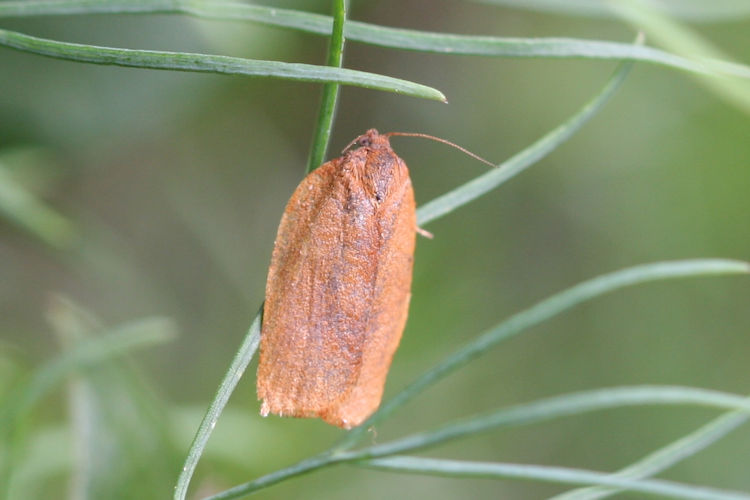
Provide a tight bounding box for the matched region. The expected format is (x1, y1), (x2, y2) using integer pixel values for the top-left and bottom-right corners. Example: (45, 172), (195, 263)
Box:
(257, 129), (416, 429)
(257, 129), (491, 429)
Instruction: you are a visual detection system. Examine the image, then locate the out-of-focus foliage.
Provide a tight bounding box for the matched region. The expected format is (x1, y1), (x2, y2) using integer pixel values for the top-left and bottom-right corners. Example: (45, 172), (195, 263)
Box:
(1, 1), (749, 499)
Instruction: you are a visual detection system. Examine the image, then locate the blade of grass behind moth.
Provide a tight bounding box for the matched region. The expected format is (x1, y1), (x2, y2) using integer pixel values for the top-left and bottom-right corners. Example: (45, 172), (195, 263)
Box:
(202, 260), (748, 499)
(611, 0), (750, 115)
(0, 159), (76, 250)
(0, 29), (445, 102)
(209, 386), (750, 500)
(347, 387), (750, 460)
(415, 47), (636, 226)
(551, 408), (750, 500)
(0, 315), (176, 495)
(306, 0), (347, 173)
(3, 2), (749, 79)
(0, 316), (176, 433)
(173, 307), (262, 500)
(50, 299), (178, 498)
(202, 452), (347, 500)
(472, 0), (750, 22)
(334, 259), (749, 449)
(357, 456), (750, 500)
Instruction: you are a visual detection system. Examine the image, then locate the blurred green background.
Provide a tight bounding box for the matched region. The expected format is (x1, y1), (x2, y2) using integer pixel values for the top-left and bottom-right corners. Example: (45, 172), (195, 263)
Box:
(1, 1), (749, 499)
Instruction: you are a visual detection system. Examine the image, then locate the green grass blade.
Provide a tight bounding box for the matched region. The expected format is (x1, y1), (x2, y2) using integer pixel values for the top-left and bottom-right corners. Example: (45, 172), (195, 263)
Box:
(610, 0), (750, 114)
(472, 0), (750, 22)
(0, 316), (176, 492)
(336, 259), (748, 448)
(201, 386), (750, 499)
(202, 452), (344, 500)
(306, 0), (347, 173)
(552, 409), (750, 499)
(417, 50), (634, 226)
(358, 456), (750, 500)
(0, 161), (76, 249)
(1, 2), (749, 79)
(203, 258), (747, 498)
(4, 0), (750, 24)
(173, 309), (262, 500)
(47, 299), (183, 499)
(0, 316), (176, 431)
(214, 261), (747, 499)
(352, 387), (750, 459)
(0, 28), (446, 102)
(343, 28), (750, 80)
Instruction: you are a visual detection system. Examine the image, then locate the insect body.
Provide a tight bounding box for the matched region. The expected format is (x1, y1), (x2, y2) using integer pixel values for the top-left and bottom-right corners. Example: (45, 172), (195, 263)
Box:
(257, 129), (416, 429)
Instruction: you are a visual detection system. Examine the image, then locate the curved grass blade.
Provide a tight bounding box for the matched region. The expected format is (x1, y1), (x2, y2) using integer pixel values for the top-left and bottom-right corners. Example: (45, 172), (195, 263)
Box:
(552, 408), (750, 499)
(358, 456), (750, 500)
(417, 47), (634, 225)
(1, 2), (749, 79)
(350, 387), (750, 459)
(338, 259), (748, 446)
(206, 260), (748, 499)
(0, 29), (446, 102)
(472, 0), (750, 22)
(0, 161), (76, 249)
(0, 316), (176, 493)
(46, 302), (181, 500)
(203, 386), (750, 499)
(306, 0), (347, 173)
(4, 0), (750, 24)
(611, 0), (750, 114)
(344, 27), (750, 80)
(0, 316), (176, 431)
(173, 309), (262, 500)
(202, 452), (344, 500)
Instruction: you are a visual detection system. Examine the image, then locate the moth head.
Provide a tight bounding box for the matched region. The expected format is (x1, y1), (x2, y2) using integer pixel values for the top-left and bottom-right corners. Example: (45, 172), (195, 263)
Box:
(343, 129), (387, 153)
(356, 129), (379, 148)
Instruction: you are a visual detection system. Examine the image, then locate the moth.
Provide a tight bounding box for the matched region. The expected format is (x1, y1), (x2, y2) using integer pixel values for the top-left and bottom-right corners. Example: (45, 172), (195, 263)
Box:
(257, 129), (415, 429)
(257, 129), (491, 429)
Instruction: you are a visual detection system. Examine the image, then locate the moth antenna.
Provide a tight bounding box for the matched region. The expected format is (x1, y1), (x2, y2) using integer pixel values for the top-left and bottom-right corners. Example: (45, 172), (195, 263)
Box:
(342, 136), (361, 154)
(385, 132), (496, 168)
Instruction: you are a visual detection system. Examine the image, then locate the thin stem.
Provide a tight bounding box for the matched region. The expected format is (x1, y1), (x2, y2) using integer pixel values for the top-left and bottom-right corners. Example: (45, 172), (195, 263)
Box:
(306, 0), (348, 173)
(1, 2), (749, 80)
(334, 259), (748, 450)
(173, 309), (262, 500)
(0, 28), (446, 102)
(358, 456), (750, 500)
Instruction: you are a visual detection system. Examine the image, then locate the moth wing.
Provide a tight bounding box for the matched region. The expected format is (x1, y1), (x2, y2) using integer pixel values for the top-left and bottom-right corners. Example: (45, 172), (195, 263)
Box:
(258, 158), (368, 420)
(326, 170), (416, 427)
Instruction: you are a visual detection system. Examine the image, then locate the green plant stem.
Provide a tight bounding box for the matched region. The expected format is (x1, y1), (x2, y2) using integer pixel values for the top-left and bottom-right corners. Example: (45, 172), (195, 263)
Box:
(552, 408), (750, 499)
(0, 316), (176, 497)
(1, 1), (748, 79)
(472, 0), (750, 22)
(203, 452), (344, 500)
(0, 28), (446, 102)
(609, 0), (750, 114)
(358, 456), (750, 500)
(337, 259), (748, 448)
(306, 0), (347, 173)
(0, 164), (76, 249)
(203, 259), (748, 499)
(173, 309), (262, 500)
(204, 385), (750, 499)
(417, 46), (636, 225)
(0, 317), (175, 431)
(348, 387), (750, 459)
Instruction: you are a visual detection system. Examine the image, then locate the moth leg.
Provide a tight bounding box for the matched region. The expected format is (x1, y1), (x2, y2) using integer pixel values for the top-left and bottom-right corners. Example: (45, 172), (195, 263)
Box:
(416, 226), (434, 239)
